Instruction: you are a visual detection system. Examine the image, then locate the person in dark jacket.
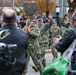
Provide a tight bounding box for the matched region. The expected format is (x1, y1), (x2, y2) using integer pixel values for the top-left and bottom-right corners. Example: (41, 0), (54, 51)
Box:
(53, 11), (76, 75)
(53, 11), (76, 54)
(0, 9), (28, 75)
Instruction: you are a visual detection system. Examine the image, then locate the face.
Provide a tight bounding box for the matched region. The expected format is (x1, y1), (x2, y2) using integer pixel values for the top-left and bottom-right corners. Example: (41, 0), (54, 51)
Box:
(52, 23), (57, 27)
(33, 20), (37, 24)
(38, 20), (43, 25)
(72, 19), (76, 26)
(29, 21), (35, 27)
(64, 18), (69, 23)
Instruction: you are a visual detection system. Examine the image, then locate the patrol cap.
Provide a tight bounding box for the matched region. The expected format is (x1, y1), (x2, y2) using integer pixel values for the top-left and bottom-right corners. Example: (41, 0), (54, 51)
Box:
(64, 13), (68, 19)
(52, 19), (57, 24)
(64, 16), (68, 19)
(37, 16), (43, 21)
(72, 11), (76, 21)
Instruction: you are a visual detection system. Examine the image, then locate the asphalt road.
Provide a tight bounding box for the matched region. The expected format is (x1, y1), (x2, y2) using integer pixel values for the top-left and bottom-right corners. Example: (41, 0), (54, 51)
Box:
(26, 52), (61, 75)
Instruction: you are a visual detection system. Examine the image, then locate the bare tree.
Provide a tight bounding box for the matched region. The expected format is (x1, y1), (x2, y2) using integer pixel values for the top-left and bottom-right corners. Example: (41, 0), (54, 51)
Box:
(15, 0), (24, 6)
(0, 0), (24, 7)
(23, 0), (40, 18)
(68, 0), (76, 20)
(31, 0), (56, 17)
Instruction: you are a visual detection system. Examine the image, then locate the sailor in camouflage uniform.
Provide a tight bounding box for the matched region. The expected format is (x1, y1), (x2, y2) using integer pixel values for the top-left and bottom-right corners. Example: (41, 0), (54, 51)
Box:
(37, 13), (53, 68)
(22, 20), (43, 75)
(59, 13), (72, 36)
(49, 19), (62, 60)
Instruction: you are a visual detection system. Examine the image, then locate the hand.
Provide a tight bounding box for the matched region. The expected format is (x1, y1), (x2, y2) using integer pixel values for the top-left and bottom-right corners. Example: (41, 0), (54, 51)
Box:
(26, 26), (30, 33)
(53, 38), (59, 44)
(58, 35), (62, 39)
(29, 21), (35, 27)
(53, 36), (62, 44)
(48, 13), (52, 20)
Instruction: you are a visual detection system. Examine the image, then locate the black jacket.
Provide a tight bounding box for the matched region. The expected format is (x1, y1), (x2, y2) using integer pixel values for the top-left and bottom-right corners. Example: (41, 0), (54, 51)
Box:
(55, 26), (76, 54)
(0, 24), (28, 75)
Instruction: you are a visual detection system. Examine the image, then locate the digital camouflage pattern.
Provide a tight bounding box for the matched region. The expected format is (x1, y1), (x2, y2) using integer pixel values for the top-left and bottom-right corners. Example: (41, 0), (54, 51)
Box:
(38, 20), (52, 67)
(49, 25), (62, 58)
(23, 25), (43, 72)
(60, 22), (72, 36)
(59, 15), (72, 36)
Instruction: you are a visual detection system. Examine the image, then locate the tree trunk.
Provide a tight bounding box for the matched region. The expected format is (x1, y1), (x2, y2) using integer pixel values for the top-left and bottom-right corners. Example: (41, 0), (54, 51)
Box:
(46, 11), (49, 18)
(68, 0), (76, 21)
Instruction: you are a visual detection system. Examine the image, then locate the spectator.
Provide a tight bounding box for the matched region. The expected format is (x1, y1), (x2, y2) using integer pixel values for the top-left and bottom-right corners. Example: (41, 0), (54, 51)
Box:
(0, 9), (28, 75)
(54, 11), (76, 54)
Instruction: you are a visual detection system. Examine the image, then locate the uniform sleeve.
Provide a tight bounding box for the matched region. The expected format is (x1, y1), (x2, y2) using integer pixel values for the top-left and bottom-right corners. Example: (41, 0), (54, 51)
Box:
(59, 28), (63, 36)
(22, 26), (27, 31)
(59, 18), (70, 28)
(61, 22), (70, 28)
(42, 20), (52, 30)
(69, 22), (73, 28)
(29, 26), (40, 38)
(55, 29), (76, 54)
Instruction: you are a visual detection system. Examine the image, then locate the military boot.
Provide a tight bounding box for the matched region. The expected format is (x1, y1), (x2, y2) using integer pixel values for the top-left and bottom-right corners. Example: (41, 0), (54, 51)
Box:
(42, 59), (46, 68)
(32, 65), (38, 72)
(22, 71), (26, 75)
(52, 57), (57, 61)
(40, 71), (42, 75)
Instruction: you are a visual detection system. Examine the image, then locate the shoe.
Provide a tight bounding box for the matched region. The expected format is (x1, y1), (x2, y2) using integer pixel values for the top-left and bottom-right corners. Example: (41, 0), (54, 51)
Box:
(40, 71), (42, 75)
(22, 71), (26, 75)
(32, 65), (38, 72)
(52, 57), (57, 61)
(42, 59), (46, 68)
(43, 63), (46, 68)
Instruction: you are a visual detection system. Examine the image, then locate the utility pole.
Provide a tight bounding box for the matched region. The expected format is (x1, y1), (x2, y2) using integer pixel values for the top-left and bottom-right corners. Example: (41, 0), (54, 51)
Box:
(61, 0), (64, 18)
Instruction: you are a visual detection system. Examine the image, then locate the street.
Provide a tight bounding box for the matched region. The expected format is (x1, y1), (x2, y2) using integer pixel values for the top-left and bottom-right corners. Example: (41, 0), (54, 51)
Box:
(26, 52), (61, 75)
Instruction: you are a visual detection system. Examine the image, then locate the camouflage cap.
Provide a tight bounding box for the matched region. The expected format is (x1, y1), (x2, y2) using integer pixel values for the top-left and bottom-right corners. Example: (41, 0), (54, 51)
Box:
(52, 19), (57, 24)
(64, 13), (68, 19)
(37, 16), (42, 20)
(72, 11), (76, 21)
(64, 16), (68, 19)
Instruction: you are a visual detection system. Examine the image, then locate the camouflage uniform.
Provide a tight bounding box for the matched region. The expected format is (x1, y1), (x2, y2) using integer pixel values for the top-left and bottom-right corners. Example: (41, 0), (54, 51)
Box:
(49, 24), (62, 58)
(60, 21), (72, 36)
(23, 25), (43, 72)
(59, 15), (72, 36)
(38, 20), (52, 67)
